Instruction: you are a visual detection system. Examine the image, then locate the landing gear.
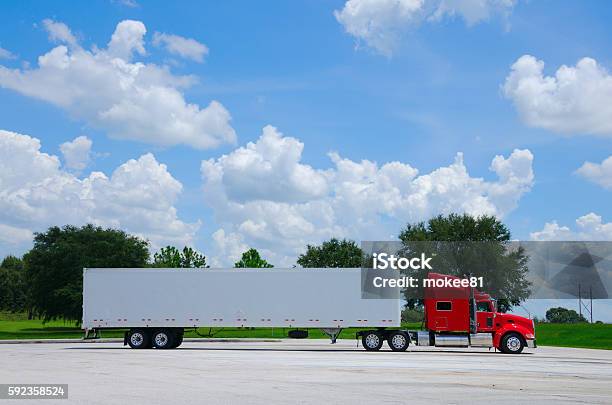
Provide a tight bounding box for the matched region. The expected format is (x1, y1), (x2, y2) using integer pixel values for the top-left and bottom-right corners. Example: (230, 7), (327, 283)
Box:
(321, 328), (342, 344)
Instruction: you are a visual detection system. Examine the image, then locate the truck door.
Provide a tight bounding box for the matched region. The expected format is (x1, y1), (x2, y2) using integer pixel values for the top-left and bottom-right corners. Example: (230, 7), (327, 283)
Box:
(476, 301), (494, 332)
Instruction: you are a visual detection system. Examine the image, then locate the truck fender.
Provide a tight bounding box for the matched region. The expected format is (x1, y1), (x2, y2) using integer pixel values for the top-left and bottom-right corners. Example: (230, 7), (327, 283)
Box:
(493, 325), (529, 348)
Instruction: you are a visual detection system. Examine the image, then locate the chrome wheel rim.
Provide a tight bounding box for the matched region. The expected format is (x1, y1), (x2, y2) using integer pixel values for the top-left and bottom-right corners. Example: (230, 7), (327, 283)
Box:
(506, 336), (521, 351)
(130, 332), (144, 347)
(365, 334), (380, 348)
(391, 334), (406, 349)
(155, 333), (169, 347)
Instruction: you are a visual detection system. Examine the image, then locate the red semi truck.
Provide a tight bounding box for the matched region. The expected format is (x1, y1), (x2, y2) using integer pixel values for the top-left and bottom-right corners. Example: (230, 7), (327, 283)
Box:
(83, 268), (535, 353)
(358, 272), (536, 354)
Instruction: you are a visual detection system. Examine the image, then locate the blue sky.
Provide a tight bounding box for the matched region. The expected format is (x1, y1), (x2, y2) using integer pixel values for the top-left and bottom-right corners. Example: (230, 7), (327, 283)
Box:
(1, 0), (611, 273)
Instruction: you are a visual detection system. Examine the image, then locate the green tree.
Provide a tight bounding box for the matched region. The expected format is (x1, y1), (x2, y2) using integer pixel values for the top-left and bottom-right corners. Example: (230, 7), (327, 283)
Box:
(234, 248), (273, 268)
(24, 224), (149, 322)
(545, 307), (587, 323)
(153, 246), (207, 268)
(0, 255), (27, 313)
(399, 213), (531, 312)
(297, 238), (363, 268)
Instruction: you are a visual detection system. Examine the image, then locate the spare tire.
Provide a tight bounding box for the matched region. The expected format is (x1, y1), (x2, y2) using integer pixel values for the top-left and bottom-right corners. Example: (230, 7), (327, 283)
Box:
(288, 329), (309, 339)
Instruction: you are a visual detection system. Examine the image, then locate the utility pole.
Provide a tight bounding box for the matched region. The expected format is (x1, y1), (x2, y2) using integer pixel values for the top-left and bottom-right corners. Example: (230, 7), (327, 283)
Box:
(578, 283), (582, 318)
(590, 286), (593, 323)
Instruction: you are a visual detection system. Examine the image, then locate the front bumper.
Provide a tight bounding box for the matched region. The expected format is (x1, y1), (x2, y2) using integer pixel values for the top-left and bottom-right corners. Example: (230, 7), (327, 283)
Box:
(527, 339), (537, 348)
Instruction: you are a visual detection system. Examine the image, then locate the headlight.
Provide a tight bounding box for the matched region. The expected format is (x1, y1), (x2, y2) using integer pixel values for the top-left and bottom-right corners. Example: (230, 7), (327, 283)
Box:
(525, 333), (534, 339)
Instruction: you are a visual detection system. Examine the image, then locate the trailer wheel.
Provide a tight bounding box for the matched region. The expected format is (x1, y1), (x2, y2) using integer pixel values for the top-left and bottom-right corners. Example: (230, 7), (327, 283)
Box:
(170, 330), (184, 348)
(151, 329), (175, 349)
(127, 328), (151, 349)
(362, 331), (384, 351)
(174, 333), (184, 348)
(387, 331), (409, 352)
(500, 332), (524, 354)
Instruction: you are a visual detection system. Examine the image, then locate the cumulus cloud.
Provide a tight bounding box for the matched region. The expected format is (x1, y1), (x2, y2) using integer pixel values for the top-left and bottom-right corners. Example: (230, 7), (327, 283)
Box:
(42, 19), (77, 46)
(0, 20), (236, 149)
(204, 126), (329, 204)
(202, 126), (534, 265)
(60, 135), (92, 172)
(575, 156), (612, 190)
(0, 129), (199, 257)
(503, 55), (612, 136)
(531, 213), (612, 241)
(0, 47), (16, 60)
(334, 0), (516, 56)
(153, 32), (209, 62)
(107, 20), (146, 60)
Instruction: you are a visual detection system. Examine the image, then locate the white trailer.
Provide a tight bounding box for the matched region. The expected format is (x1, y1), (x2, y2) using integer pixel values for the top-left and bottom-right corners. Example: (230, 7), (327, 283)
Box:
(83, 268), (401, 350)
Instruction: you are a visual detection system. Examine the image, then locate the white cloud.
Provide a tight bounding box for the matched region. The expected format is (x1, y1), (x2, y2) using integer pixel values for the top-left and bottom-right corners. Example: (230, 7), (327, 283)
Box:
(503, 55), (612, 136)
(431, 0), (516, 25)
(210, 229), (249, 267)
(0, 20), (236, 149)
(204, 125), (329, 204)
(0, 223), (33, 246)
(153, 32), (209, 63)
(531, 213), (612, 241)
(334, 0), (516, 56)
(60, 135), (92, 172)
(0, 129), (199, 256)
(114, 0), (139, 8)
(202, 126), (534, 265)
(334, 0), (425, 56)
(0, 47), (16, 60)
(107, 20), (146, 60)
(576, 156), (612, 190)
(42, 19), (77, 46)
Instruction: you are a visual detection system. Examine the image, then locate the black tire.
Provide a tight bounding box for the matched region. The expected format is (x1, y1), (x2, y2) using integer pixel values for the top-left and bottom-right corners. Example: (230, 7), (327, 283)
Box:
(387, 331), (409, 352)
(127, 328), (151, 349)
(170, 330), (184, 348)
(288, 330), (308, 339)
(174, 333), (184, 348)
(151, 328), (175, 349)
(500, 332), (525, 354)
(362, 331), (384, 351)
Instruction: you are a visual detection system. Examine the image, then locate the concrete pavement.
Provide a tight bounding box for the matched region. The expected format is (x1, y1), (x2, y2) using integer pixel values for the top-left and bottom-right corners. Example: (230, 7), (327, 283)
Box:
(1, 340), (611, 404)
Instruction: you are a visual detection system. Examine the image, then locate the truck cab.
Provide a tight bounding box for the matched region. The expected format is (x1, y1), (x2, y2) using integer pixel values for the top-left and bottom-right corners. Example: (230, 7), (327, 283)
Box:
(423, 272), (536, 353)
(358, 272), (536, 353)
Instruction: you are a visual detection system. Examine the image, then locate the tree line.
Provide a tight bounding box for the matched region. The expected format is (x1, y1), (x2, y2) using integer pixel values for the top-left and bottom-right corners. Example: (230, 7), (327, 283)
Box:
(0, 214), (531, 324)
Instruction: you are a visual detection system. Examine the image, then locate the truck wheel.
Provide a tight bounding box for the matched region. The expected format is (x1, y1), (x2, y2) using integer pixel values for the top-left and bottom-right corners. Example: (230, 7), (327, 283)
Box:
(170, 331), (184, 348)
(127, 328), (151, 349)
(500, 332), (524, 354)
(387, 331), (409, 352)
(174, 333), (184, 348)
(151, 329), (175, 349)
(362, 331), (384, 351)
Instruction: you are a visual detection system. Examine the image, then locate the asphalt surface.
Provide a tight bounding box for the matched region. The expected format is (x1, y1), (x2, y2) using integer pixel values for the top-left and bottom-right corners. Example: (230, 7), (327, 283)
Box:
(1, 340), (611, 404)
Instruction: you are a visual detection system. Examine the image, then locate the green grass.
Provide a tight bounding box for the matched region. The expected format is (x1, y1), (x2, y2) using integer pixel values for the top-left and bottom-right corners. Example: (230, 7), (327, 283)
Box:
(1, 313), (610, 349)
(534, 322), (612, 350)
(0, 313), (418, 341)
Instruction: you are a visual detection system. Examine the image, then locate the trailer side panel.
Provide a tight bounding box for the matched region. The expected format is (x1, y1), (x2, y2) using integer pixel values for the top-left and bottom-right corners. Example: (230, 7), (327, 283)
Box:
(83, 268), (399, 330)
